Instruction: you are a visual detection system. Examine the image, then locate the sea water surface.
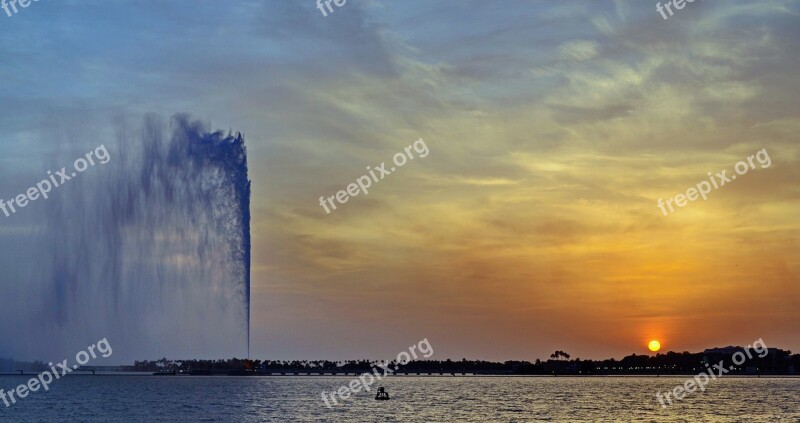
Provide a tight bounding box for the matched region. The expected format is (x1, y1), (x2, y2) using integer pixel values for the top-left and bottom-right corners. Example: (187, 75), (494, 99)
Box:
(0, 375), (798, 422)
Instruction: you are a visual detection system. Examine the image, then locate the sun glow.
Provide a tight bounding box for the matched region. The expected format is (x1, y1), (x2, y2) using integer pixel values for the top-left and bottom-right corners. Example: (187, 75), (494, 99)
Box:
(648, 340), (661, 352)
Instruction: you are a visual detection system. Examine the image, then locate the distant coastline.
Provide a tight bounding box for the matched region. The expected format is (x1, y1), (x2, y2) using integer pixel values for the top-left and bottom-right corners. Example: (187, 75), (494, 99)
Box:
(3, 345), (798, 377)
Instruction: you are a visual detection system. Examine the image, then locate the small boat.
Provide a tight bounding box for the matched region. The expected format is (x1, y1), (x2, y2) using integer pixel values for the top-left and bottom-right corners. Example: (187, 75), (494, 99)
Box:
(375, 387), (390, 401)
(153, 370), (176, 376)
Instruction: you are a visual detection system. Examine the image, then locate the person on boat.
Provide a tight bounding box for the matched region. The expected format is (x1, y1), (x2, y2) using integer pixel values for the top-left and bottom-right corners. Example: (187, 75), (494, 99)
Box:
(375, 387), (390, 400)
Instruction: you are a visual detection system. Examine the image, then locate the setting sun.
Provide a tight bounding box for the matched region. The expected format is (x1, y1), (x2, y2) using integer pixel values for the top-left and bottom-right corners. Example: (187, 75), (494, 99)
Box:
(648, 340), (661, 352)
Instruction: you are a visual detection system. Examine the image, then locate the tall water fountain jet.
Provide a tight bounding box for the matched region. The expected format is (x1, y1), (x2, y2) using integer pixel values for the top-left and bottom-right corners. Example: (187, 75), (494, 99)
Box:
(0, 115), (251, 361)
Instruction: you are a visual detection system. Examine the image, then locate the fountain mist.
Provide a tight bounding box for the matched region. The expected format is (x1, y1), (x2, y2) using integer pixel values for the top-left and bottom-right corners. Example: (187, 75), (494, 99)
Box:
(0, 115), (251, 362)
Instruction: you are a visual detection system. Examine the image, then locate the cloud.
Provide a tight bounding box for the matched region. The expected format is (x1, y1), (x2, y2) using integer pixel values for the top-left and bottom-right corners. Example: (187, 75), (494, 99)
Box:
(558, 40), (600, 61)
(1, 0), (799, 360)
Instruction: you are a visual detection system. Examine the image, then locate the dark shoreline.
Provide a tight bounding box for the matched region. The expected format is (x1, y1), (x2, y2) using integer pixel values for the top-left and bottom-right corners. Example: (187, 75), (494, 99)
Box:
(5, 345), (798, 378)
(1, 373), (799, 378)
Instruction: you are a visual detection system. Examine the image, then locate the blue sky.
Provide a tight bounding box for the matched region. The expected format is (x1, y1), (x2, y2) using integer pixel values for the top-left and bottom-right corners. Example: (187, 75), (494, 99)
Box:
(1, 0), (799, 361)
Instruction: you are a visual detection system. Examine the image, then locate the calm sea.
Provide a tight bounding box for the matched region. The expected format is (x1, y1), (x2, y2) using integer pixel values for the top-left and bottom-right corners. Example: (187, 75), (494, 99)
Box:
(0, 375), (798, 421)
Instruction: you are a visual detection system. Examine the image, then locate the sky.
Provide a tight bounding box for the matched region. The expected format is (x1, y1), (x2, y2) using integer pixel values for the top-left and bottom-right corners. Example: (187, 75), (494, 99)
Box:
(0, 0), (799, 362)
